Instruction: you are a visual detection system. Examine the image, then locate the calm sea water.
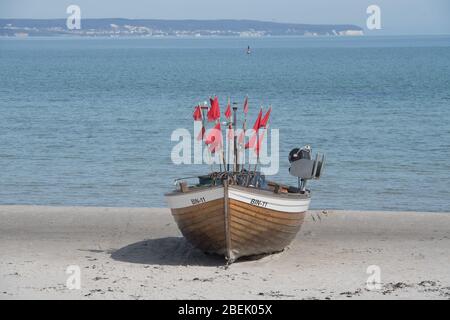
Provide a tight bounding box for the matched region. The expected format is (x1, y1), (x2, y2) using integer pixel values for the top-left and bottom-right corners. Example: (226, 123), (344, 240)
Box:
(0, 36), (449, 211)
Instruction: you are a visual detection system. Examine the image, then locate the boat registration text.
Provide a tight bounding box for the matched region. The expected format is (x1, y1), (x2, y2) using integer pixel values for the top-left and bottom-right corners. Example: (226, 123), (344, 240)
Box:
(250, 198), (268, 208)
(191, 197), (206, 205)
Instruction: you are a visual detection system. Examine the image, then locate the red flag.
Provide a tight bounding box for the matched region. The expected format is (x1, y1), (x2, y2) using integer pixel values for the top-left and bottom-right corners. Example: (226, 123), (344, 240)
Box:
(245, 108), (262, 149)
(260, 107), (271, 128)
(254, 128), (267, 156)
(245, 133), (257, 149)
(205, 122), (222, 153)
(243, 96), (249, 115)
(224, 100), (231, 119)
(193, 105), (202, 121)
(252, 108), (263, 131)
(207, 96), (220, 122)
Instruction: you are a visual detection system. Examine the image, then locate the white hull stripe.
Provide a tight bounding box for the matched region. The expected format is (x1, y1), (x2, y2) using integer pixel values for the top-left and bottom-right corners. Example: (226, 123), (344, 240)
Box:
(165, 187), (224, 209)
(228, 187), (310, 213)
(165, 186), (310, 213)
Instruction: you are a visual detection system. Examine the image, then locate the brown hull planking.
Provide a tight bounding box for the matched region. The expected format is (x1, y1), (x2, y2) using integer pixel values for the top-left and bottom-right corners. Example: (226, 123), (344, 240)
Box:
(170, 197), (305, 261)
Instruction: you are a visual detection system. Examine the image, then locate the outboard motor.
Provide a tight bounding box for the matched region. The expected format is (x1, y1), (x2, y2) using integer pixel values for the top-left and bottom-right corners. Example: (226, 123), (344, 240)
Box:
(289, 145), (312, 162)
(288, 145), (325, 192)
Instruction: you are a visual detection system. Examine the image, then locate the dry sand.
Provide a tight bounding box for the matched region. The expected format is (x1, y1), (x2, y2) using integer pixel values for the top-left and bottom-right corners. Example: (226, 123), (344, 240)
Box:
(0, 206), (449, 300)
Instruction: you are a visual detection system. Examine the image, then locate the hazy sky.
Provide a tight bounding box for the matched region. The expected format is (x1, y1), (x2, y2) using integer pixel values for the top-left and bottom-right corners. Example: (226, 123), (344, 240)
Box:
(1, 0), (449, 35)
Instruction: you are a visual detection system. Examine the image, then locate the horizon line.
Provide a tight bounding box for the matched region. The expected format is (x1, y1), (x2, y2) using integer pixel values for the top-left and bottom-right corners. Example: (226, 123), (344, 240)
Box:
(2, 18), (449, 36)
(0, 17), (361, 25)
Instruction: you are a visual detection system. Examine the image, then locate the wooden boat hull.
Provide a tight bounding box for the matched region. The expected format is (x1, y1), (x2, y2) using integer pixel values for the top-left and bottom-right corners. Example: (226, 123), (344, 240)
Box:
(165, 185), (310, 261)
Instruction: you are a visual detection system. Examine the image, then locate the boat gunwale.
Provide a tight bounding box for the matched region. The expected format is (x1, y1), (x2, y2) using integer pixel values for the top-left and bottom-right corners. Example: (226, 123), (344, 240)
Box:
(229, 184), (311, 201)
(165, 182), (311, 201)
(164, 185), (224, 198)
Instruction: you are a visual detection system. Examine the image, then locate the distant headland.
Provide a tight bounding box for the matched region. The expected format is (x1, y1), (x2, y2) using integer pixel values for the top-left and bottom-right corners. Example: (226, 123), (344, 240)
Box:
(0, 19), (364, 38)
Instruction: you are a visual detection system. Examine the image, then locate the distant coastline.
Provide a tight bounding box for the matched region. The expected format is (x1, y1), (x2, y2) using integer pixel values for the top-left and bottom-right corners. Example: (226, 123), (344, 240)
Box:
(0, 18), (364, 38)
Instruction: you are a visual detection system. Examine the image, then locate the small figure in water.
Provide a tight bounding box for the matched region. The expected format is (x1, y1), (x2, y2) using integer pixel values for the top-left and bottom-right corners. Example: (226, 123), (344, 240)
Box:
(247, 45), (251, 55)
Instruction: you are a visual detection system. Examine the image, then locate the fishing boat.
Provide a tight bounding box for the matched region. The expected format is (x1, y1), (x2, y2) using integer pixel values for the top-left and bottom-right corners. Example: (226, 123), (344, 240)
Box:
(165, 97), (324, 262)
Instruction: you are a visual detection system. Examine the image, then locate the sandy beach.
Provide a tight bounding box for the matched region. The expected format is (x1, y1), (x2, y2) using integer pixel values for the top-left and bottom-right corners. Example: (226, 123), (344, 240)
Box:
(0, 206), (449, 300)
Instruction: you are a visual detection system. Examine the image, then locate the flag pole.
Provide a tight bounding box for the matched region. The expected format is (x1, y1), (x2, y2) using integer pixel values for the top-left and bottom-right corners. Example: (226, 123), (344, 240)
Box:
(218, 97), (226, 173)
(242, 118), (247, 173)
(217, 118), (223, 173)
(201, 105), (213, 173)
(219, 124), (226, 174)
(227, 97), (231, 173)
(254, 128), (264, 173)
(243, 96), (248, 173)
(254, 106), (267, 174)
(248, 106), (261, 173)
(232, 105), (238, 172)
(254, 106), (271, 174)
(254, 123), (260, 174)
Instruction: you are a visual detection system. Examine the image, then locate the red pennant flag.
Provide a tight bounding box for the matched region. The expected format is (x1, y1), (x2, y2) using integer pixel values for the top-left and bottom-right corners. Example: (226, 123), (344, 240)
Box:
(224, 100), (231, 119)
(207, 96), (220, 122)
(245, 108), (262, 149)
(243, 96), (249, 115)
(254, 128), (267, 156)
(260, 107), (271, 128)
(193, 105), (202, 121)
(205, 122), (222, 153)
(245, 133), (257, 149)
(252, 108), (263, 131)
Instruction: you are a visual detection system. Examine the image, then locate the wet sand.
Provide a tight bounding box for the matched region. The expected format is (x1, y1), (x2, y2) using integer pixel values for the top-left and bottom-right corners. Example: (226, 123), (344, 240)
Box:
(1, 206), (449, 300)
